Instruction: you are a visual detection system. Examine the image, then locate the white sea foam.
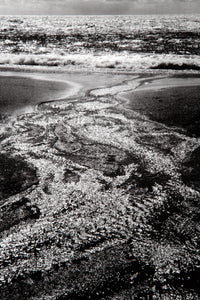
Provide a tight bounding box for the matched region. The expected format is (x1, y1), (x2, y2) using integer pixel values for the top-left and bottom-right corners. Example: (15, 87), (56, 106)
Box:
(0, 53), (199, 72)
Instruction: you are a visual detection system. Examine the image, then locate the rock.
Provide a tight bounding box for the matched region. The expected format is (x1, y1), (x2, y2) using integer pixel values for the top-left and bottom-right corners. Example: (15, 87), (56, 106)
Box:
(0, 197), (40, 232)
(0, 154), (38, 203)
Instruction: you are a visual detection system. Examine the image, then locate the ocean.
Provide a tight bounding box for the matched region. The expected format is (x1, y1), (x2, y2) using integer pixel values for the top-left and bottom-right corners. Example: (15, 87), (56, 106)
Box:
(0, 14), (199, 71)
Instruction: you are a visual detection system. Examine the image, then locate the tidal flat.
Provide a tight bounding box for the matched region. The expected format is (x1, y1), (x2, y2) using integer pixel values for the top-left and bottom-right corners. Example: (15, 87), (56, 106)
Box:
(1, 70), (200, 299)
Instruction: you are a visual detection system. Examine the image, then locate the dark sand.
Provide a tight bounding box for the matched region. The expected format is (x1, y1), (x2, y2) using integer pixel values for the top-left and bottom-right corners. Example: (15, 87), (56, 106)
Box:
(0, 75), (70, 116)
(124, 83), (200, 137)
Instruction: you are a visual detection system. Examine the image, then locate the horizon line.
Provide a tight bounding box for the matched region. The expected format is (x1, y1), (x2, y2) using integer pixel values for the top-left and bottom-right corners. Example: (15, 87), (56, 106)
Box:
(0, 13), (200, 16)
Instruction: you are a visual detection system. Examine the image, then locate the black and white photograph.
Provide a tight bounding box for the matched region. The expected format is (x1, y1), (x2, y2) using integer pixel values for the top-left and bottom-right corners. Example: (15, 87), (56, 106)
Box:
(0, 0), (200, 299)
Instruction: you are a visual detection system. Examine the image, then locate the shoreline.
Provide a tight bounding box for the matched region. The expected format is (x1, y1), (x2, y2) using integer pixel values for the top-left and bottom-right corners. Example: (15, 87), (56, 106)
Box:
(1, 69), (200, 136)
(0, 70), (138, 117)
(2, 69), (200, 110)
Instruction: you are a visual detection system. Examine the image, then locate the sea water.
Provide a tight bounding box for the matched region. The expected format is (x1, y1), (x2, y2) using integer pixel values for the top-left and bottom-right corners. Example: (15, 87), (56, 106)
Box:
(0, 15), (199, 71)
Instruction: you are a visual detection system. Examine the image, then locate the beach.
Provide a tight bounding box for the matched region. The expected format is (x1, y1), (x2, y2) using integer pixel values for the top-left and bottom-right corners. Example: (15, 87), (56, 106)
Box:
(1, 67), (200, 299)
(0, 10), (200, 300)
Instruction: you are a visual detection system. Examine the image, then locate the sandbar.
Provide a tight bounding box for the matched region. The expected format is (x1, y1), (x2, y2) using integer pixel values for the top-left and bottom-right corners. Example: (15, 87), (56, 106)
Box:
(121, 75), (200, 136)
(0, 74), (76, 116)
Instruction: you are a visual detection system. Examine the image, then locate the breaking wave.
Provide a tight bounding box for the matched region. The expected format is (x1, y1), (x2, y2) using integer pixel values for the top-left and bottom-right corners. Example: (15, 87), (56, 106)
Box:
(151, 62), (200, 71)
(0, 15), (199, 72)
(0, 53), (200, 72)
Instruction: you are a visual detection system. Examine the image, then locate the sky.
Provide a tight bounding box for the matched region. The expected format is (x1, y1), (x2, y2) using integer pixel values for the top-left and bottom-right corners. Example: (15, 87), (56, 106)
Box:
(0, 0), (199, 15)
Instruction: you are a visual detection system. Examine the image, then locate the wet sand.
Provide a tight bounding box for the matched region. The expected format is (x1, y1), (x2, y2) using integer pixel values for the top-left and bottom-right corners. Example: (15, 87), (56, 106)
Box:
(122, 76), (200, 136)
(0, 71), (133, 117)
(1, 73), (200, 137)
(0, 75), (72, 116)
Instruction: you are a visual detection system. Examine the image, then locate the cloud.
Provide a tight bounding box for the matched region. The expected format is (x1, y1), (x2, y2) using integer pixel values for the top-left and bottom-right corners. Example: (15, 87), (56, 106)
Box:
(105, 0), (197, 2)
(106, 0), (197, 2)
(0, 0), (199, 14)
